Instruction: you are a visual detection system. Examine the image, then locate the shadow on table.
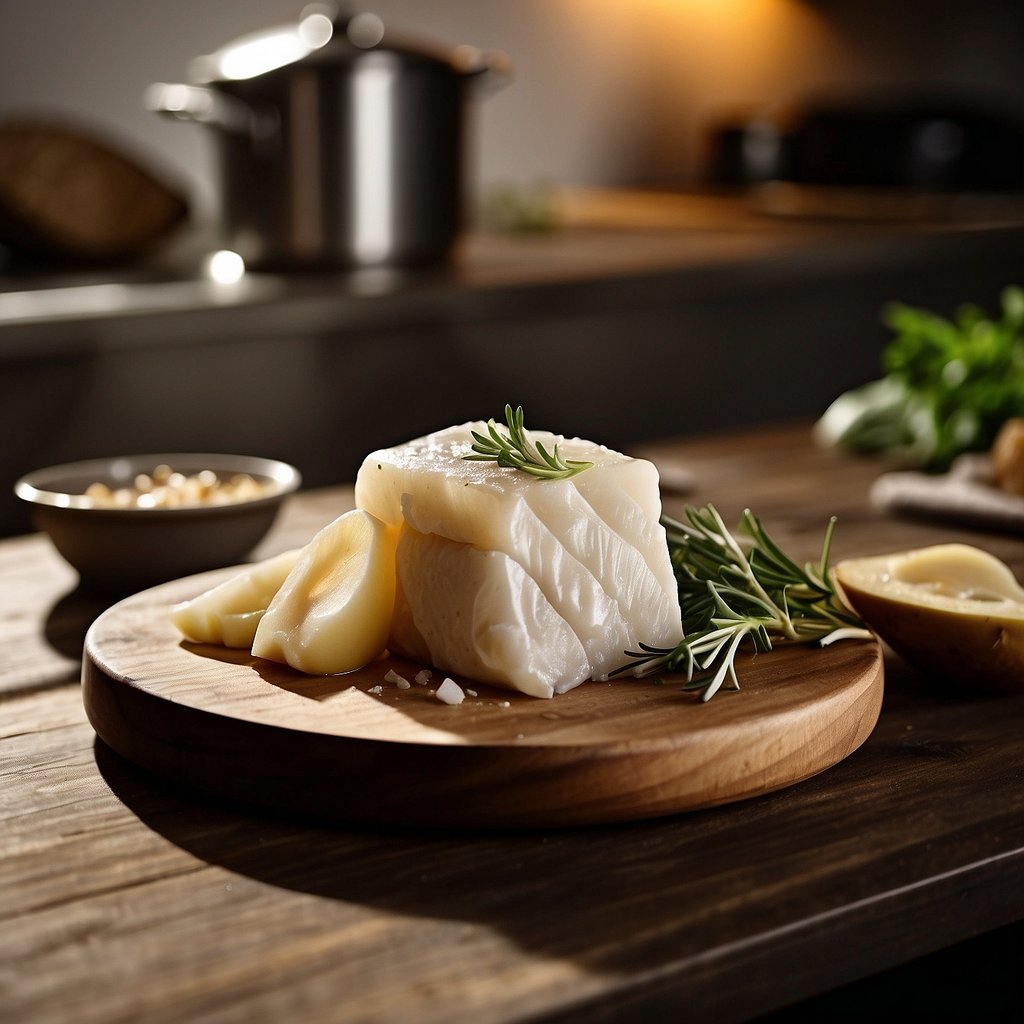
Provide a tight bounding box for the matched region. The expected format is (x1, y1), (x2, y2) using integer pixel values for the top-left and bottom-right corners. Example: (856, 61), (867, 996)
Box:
(91, 650), (1024, 1022)
(44, 583), (115, 660)
(92, 733), (754, 978)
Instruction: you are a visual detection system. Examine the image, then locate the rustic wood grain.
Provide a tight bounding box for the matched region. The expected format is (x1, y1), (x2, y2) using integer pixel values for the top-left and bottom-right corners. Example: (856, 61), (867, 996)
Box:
(5, 662), (1024, 1024)
(4, 424), (1024, 1023)
(81, 570), (883, 827)
(0, 485), (352, 699)
(0, 532), (82, 695)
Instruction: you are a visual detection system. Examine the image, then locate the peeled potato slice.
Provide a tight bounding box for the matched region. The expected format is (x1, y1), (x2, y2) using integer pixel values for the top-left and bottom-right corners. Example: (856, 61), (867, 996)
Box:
(252, 508), (397, 675)
(834, 543), (1024, 690)
(170, 548), (301, 649)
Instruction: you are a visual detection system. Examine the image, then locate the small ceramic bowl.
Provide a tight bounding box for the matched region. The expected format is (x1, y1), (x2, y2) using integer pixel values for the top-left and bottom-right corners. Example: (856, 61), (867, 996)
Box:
(15, 453), (301, 593)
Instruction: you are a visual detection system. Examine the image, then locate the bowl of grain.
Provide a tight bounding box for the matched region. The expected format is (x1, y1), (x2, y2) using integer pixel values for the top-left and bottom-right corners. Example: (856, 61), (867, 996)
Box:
(15, 453), (301, 593)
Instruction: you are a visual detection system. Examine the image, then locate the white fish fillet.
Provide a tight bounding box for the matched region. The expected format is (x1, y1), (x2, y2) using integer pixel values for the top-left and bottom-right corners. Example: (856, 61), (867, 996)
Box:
(392, 527), (589, 699)
(354, 421), (683, 696)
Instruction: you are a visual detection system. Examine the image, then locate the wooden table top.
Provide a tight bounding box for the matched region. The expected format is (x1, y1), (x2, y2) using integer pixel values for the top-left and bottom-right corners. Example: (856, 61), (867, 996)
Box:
(4, 422), (1024, 1023)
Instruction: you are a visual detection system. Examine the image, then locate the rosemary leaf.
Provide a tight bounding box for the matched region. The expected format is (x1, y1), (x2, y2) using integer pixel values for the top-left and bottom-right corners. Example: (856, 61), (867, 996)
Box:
(618, 504), (871, 701)
(464, 405), (593, 481)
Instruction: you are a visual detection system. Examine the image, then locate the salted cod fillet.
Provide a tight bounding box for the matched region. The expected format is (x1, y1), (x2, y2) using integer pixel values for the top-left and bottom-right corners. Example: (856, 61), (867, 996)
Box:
(354, 421), (683, 698)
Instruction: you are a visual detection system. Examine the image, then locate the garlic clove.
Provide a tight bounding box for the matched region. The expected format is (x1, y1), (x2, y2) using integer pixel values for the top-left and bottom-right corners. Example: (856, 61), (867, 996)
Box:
(251, 509), (397, 675)
(170, 547), (301, 648)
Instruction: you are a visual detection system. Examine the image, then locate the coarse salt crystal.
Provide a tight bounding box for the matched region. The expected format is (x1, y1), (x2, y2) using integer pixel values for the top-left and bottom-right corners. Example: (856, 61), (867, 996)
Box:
(414, 669), (432, 686)
(465, 689), (478, 697)
(435, 677), (465, 705)
(368, 685), (383, 695)
(384, 669), (410, 688)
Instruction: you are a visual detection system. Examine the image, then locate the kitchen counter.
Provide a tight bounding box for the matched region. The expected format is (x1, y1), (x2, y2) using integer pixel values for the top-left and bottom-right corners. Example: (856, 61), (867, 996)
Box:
(4, 188), (1024, 539)
(4, 422), (1023, 1022)
(4, 190), (1024, 354)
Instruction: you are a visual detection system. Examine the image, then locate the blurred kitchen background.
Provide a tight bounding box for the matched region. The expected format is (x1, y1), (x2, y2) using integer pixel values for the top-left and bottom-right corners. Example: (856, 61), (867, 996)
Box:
(4, 0), (1024, 535)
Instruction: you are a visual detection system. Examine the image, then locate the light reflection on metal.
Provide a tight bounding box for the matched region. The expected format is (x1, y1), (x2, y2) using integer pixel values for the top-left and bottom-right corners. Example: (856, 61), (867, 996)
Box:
(0, 283), (132, 321)
(216, 30), (309, 80)
(741, 118), (783, 181)
(0, 275), (288, 330)
(298, 8), (335, 49)
(211, 10), (334, 82)
(154, 82), (212, 117)
(351, 63), (395, 264)
(205, 250), (247, 285)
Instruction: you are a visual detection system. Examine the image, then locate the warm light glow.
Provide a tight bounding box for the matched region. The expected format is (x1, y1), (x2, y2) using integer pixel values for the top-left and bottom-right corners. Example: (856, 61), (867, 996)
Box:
(559, 0), (836, 75)
(205, 250), (247, 285)
(649, 0), (772, 11)
(619, 0), (806, 17)
(554, 0), (845, 181)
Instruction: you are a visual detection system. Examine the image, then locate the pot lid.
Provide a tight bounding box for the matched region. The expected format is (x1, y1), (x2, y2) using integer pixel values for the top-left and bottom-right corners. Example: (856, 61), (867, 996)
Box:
(189, 3), (491, 83)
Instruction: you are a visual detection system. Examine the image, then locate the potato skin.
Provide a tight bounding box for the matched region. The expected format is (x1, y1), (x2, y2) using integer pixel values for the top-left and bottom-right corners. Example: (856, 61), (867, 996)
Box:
(992, 417), (1024, 496)
(836, 578), (1024, 691)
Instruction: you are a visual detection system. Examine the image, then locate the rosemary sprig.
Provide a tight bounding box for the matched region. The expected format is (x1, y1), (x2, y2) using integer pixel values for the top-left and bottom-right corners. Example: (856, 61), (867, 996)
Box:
(621, 504), (870, 702)
(464, 405), (593, 480)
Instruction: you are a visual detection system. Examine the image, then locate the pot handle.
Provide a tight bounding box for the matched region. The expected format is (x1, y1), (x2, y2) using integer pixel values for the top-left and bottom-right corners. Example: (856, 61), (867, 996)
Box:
(454, 47), (514, 92)
(144, 82), (277, 139)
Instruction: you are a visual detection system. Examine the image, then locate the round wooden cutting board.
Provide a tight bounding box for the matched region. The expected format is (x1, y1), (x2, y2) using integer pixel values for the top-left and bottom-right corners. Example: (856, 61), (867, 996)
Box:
(82, 567), (884, 829)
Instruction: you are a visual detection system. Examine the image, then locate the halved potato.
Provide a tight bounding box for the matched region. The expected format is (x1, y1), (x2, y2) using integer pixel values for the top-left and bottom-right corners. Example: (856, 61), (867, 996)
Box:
(834, 543), (1024, 690)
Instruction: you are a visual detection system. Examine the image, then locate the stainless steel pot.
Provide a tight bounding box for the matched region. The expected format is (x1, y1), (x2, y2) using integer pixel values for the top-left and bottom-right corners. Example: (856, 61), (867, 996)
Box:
(145, 6), (511, 270)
